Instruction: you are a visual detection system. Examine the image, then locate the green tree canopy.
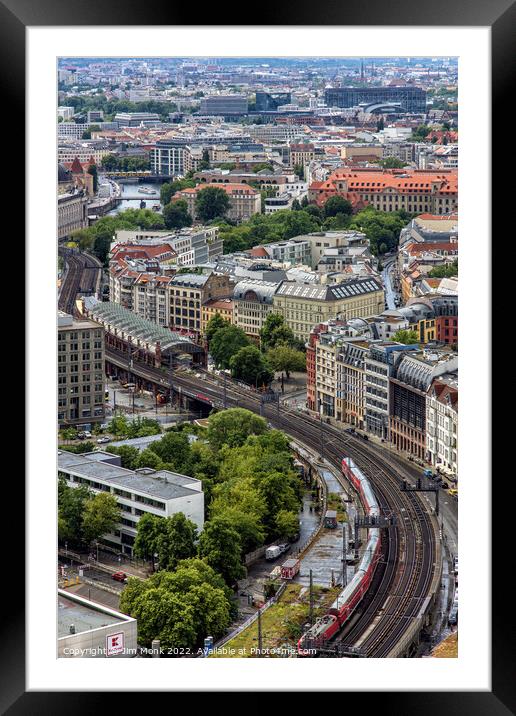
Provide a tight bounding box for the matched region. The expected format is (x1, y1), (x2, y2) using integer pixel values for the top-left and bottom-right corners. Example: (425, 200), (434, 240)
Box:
(163, 200), (192, 229)
(323, 195), (353, 218)
(391, 329), (419, 345)
(155, 513), (198, 572)
(260, 313), (299, 352)
(266, 344), (306, 378)
(205, 313), (229, 344)
(81, 492), (121, 545)
(209, 324), (250, 369)
(274, 509), (300, 540)
(206, 408), (268, 450)
(427, 259), (458, 278)
(197, 517), (245, 585)
(119, 559), (232, 650)
(195, 187), (230, 222)
(229, 345), (274, 387)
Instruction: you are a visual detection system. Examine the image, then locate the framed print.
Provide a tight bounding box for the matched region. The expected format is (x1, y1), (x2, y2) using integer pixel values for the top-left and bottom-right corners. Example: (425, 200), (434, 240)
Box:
(3, 0), (509, 710)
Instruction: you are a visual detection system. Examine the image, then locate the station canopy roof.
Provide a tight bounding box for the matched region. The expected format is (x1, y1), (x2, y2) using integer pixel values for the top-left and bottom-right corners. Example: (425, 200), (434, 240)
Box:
(85, 299), (202, 354)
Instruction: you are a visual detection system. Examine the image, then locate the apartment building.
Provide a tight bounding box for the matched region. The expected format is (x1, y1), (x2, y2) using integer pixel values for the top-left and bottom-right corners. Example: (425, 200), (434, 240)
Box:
(289, 143), (315, 175)
(309, 168), (458, 215)
(58, 450), (204, 556)
(57, 190), (89, 239)
(254, 239), (312, 266)
(291, 231), (368, 269)
(58, 312), (105, 427)
(201, 298), (234, 335)
(389, 351), (457, 460)
(174, 183), (261, 224)
(233, 279), (278, 340)
(273, 276), (384, 343)
(364, 343), (419, 438)
(426, 374), (458, 480)
(111, 226), (224, 267)
(130, 272), (232, 334)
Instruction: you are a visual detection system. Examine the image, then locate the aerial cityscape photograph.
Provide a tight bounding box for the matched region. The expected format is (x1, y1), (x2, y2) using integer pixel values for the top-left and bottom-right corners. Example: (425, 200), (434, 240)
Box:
(56, 55), (459, 661)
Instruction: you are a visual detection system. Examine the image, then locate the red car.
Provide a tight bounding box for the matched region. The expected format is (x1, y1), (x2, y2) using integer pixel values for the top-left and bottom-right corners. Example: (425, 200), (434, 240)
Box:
(112, 571), (127, 583)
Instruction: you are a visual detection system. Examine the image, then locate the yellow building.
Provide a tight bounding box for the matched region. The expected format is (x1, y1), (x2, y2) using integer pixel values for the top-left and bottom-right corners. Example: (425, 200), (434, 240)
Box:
(201, 298), (234, 335)
(273, 278), (384, 343)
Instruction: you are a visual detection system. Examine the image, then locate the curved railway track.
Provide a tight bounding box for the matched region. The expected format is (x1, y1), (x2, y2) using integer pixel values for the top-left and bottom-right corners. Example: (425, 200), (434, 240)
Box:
(58, 250), (103, 315)
(104, 350), (440, 656)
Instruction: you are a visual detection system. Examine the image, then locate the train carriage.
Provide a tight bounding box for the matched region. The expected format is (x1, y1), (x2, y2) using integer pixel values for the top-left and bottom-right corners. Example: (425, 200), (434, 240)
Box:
(298, 455), (383, 655)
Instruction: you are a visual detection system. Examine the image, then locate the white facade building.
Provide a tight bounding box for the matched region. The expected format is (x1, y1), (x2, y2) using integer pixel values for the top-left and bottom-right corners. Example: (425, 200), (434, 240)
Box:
(426, 374), (458, 480)
(58, 450), (204, 556)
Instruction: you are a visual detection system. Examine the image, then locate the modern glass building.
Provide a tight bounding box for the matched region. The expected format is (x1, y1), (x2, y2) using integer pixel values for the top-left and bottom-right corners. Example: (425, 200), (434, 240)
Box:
(324, 86), (426, 113)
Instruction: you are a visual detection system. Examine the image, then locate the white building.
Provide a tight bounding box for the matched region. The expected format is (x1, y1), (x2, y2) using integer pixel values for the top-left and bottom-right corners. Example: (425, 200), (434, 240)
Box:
(58, 107), (75, 121)
(426, 374), (458, 481)
(58, 450), (204, 556)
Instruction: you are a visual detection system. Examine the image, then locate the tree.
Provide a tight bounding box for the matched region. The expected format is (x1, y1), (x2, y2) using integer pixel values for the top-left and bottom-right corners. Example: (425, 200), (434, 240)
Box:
(209, 324), (249, 369)
(160, 178), (196, 205)
(136, 448), (163, 470)
(260, 313), (298, 352)
(155, 513), (198, 571)
(206, 408), (268, 450)
(391, 329), (419, 345)
(275, 509), (300, 540)
(324, 195), (353, 218)
(58, 479), (91, 543)
(119, 560), (232, 650)
(266, 344), (306, 379)
(427, 260), (458, 278)
(301, 195), (309, 208)
(163, 200), (192, 229)
(133, 513), (167, 563)
(205, 313), (228, 343)
(105, 445), (140, 470)
(195, 187), (230, 222)
(229, 345), (274, 387)
(379, 157), (406, 169)
(149, 431), (192, 472)
(81, 492), (121, 545)
(197, 518), (245, 585)
(293, 163), (304, 179)
(291, 199), (302, 211)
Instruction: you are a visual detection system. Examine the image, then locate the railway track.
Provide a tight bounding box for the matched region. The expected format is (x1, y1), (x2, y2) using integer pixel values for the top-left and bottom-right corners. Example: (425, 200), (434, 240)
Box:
(58, 250), (103, 315)
(104, 350), (440, 656)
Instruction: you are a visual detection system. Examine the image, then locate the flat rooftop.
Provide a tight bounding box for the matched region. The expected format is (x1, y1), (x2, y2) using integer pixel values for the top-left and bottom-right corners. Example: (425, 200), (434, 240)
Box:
(58, 593), (126, 638)
(58, 450), (201, 500)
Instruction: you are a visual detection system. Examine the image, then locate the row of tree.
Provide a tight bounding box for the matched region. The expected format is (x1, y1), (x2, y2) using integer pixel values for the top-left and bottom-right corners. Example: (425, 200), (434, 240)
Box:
(215, 201), (409, 257)
(58, 479), (120, 546)
(100, 155), (151, 172)
(70, 208), (166, 264)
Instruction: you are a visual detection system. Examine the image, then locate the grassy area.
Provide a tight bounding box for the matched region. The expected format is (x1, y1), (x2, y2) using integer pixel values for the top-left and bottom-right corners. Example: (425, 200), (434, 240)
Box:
(327, 492), (347, 523)
(211, 583), (342, 658)
(432, 631), (458, 658)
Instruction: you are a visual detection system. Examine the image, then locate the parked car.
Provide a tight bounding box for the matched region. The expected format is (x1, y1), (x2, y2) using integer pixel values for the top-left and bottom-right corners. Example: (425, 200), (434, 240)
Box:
(96, 437), (110, 444)
(112, 571), (127, 583)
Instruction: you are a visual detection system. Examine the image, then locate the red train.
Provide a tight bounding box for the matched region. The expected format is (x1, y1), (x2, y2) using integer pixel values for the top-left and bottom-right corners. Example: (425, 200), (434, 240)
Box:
(297, 456), (382, 655)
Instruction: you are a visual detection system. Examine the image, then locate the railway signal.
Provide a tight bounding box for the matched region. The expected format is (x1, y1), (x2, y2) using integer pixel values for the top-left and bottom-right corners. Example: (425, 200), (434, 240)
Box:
(400, 478), (440, 516)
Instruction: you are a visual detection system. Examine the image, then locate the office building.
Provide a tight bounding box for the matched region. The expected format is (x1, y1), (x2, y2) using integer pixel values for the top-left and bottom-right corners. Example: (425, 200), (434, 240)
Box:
(58, 312), (105, 427)
(324, 86), (427, 113)
(199, 95), (248, 115)
(57, 450), (204, 556)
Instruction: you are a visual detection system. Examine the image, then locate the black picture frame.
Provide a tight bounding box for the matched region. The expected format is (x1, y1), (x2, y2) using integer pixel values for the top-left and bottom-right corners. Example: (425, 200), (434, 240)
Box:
(5, 0), (506, 710)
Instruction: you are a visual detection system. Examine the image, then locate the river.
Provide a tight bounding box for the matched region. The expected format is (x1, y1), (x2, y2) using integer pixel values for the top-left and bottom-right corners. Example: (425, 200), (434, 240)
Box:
(105, 180), (163, 216)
